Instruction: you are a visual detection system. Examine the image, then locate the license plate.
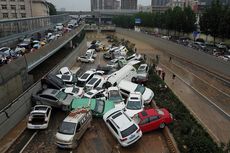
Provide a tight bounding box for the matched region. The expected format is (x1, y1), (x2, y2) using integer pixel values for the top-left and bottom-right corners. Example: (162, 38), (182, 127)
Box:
(129, 134), (135, 139)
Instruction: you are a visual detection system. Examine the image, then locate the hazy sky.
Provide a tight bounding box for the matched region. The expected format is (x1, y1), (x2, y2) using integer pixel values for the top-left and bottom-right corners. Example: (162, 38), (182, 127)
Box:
(47, 0), (151, 11)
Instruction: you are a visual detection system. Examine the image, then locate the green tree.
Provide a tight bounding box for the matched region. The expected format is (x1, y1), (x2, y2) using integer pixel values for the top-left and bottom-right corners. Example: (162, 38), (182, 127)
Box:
(47, 2), (57, 15)
(182, 6), (196, 34)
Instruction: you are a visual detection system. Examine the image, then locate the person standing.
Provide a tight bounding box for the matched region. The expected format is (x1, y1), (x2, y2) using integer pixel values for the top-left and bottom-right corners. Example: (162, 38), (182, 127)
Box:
(172, 73), (176, 84)
(162, 71), (166, 81)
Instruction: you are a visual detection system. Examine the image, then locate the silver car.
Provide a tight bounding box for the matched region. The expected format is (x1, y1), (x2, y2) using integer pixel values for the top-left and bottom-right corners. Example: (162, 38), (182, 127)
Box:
(32, 89), (75, 111)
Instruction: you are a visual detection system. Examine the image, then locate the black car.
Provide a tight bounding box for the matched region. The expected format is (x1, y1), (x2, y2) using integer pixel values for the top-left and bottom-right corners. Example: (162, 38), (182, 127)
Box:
(41, 73), (66, 89)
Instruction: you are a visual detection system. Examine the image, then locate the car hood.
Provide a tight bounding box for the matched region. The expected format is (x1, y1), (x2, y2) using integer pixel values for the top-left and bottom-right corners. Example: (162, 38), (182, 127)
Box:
(137, 73), (147, 78)
(114, 102), (125, 110)
(143, 88), (154, 103)
(56, 132), (73, 142)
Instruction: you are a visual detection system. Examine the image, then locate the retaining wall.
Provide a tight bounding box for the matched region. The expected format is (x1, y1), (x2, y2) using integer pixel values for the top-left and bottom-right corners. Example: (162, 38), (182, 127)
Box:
(0, 38), (87, 140)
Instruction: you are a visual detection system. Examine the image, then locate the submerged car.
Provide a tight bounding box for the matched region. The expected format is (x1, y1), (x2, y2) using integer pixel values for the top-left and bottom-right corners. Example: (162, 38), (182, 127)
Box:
(107, 87), (125, 109)
(60, 86), (84, 98)
(77, 56), (94, 63)
(71, 98), (115, 117)
(27, 105), (52, 129)
(133, 108), (173, 133)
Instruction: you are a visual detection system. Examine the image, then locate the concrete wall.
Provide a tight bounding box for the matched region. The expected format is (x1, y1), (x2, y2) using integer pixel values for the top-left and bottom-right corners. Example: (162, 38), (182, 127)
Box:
(0, 57), (33, 110)
(0, 38), (87, 140)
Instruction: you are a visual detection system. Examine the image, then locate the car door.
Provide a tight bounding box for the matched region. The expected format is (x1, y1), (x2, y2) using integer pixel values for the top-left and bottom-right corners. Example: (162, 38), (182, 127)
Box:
(149, 115), (162, 130)
(139, 118), (150, 132)
(39, 95), (59, 107)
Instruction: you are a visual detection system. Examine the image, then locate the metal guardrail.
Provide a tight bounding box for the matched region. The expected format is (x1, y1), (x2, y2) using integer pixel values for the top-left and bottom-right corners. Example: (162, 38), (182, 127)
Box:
(0, 14), (70, 44)
(26, 24), (85, 71)
(84, 24), (115, 31)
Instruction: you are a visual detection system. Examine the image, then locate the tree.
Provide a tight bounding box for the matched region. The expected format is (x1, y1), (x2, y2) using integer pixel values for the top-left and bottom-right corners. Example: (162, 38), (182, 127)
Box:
(47, 2), (57, 15)
(182, 6), (196, 34)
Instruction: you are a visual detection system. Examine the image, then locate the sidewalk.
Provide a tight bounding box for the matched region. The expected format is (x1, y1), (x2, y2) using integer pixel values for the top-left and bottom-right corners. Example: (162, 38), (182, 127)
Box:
(158, 63), (230, 144)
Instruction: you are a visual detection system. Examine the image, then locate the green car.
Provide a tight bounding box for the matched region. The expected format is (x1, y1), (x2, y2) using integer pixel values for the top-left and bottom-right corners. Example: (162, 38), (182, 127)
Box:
(71, 98), (115, 117)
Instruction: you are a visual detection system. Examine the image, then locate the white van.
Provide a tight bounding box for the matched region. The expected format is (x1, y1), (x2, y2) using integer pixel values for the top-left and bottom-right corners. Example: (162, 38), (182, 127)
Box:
(104, 64), (137, 87)
(118, 80), (154, 104)
(55, 109), (92, 148)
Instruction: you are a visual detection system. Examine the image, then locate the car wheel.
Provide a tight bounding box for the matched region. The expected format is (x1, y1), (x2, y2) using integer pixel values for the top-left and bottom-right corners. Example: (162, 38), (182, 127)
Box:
(159, 123), (165, 129)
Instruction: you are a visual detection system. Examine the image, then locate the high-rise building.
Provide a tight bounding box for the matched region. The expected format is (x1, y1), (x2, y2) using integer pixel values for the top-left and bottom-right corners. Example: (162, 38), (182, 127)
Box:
(121, 0), (137, 9)
(91, 0), (120, 10)
(151, 0), (170, 12)
(91, 0), (103, 11)
(0, 0), (49, 19)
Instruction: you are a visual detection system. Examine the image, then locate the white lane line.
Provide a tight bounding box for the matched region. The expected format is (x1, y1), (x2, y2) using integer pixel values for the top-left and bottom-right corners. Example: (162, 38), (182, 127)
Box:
(19, 131), (37, 153)
(160, 63), (230, 119)
(172, 62), (230, 98)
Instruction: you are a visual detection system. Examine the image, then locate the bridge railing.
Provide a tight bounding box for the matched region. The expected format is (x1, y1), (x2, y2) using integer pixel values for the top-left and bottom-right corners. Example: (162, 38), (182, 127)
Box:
(0, 14), (70, 45)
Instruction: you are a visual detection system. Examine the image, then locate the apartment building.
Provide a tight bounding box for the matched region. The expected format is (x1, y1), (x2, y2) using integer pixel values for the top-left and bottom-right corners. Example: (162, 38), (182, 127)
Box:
(0, 0), (49, 19)
(121, 0), (137, 9)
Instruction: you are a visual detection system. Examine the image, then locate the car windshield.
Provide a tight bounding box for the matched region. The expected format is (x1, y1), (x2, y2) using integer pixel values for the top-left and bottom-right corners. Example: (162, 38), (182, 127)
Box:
(34, 106), (47, 111)
(72, 87), (80, 93)
(56, 91), (68, 100)
(61, 75), (71, 80)
(80, 73), (90, 80)
(108, 90), (122, 103)
(135, 85), (146, 94)
(133, 114), (141, 124)
(94, 99), (105, 113)
(77, 80), (86, 87)
(137, 69), (146, 74)
(88, 78), (97, 85)
(121, 124), (138, 138)
(58, 121), (76, 135)
(126, 101), (142, 110)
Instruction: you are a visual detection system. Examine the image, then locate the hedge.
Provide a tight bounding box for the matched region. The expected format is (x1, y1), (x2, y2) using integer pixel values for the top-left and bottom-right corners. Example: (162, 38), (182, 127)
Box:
(147, 66), (229, 153)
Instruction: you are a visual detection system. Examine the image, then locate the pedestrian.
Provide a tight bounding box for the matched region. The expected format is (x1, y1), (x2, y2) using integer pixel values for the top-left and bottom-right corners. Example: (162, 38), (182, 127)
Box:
(169, 56), (172, 62)
(156, 54), (159, 64)
(162, 71), (165, 81)
(172, 73), (176, 80)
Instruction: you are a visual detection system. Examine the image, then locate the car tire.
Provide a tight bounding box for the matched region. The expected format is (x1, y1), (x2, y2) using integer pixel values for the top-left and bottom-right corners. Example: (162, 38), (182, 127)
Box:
(159, 123), (165, 129)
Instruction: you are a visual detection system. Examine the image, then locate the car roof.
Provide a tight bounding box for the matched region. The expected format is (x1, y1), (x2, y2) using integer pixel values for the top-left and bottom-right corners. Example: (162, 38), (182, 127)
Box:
(108, 86), (119, 91)
(118, 80), (137, 91)
(138, 64), (147, 69)
(41, 89), (59, 96)
(109, 110), (133, 131)
(64, 109), (89, 123)
(138, 109), (158, 119)
(87, 75), (102, 85)
(128, 92), (142, 101)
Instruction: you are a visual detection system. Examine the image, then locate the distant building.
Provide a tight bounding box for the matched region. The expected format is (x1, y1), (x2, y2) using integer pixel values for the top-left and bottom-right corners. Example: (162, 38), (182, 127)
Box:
(121, 0), (137, 10)
(0, 0), (49, 19)
(60, 8), (66, 12)
(91, 0), (120, 10)
(138, 5), (152, 12)
(31, 0), (49, 17)
(151, 0), (170, 12)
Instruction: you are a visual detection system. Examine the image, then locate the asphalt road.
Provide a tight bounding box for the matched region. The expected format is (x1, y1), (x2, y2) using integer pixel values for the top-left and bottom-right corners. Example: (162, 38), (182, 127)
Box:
(116, 28), (230, 80)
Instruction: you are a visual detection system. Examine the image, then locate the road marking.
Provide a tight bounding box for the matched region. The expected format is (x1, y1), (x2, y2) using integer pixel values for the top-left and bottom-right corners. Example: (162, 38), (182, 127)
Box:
(19, 131), (37, 153)
(172, 61), (230, 98)
(161, 63), (230, 119)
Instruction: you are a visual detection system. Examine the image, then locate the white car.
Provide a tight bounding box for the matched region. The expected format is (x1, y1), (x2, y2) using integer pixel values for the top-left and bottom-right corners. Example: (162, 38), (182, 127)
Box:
(77, 69), (96, 87)
(59, 67), (72, 75)
(124, 92), (144, 117)
(77, 56), (94, 63)
(107, 87), (125, 109)
(55, 23), (64, 31)
(84, 75), (105, 92)
(106, 59), (119, 68)
(56, 74), (77, 86)
(60, 86), (84, 98)
(86, 49), (97, 58)
(103, 108), (142, 147)
(27, 105), (52, 129)
(83, 88), (106, 99)
(118, 80), (154, 104)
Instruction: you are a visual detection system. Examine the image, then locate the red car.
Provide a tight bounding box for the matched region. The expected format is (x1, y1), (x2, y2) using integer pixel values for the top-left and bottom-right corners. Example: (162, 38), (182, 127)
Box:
(133, 108), (173, 133)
